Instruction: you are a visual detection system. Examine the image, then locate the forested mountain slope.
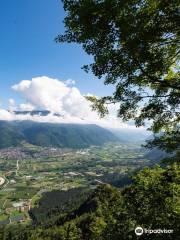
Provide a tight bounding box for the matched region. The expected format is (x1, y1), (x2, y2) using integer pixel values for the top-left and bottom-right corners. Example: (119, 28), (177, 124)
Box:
(0, 121), (118, 149)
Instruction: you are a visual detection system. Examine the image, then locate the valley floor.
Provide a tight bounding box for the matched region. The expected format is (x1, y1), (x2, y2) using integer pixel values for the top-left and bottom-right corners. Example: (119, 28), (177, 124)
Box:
(0, 142), (150, 225)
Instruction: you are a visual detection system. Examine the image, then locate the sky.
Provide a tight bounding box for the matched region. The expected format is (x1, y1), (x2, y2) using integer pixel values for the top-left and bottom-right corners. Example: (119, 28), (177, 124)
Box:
(0, 0), (114, 107)
(0, 0), (146, 132)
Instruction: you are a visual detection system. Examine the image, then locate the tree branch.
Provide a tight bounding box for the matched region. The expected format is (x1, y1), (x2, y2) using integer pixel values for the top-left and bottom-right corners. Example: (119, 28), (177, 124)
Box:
(139, 66), (180, 91)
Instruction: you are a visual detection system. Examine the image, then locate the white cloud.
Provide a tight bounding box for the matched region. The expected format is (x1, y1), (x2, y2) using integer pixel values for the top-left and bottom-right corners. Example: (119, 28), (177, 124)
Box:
(8, 98), (16, 111)
(0, 109), (13, 120)
(64, 79), (76, 86)
(12, 80), (31, 91)
(19, 103), (35, 111)
(11, 76), (93, 118)
(0, 76), (146, 131)
(8, 98), (15, 106)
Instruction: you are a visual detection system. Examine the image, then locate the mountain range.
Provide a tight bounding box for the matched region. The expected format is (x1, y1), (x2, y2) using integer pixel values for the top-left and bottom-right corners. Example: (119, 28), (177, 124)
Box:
(0, 121), (119, 149)
(0, 110), (153, 149)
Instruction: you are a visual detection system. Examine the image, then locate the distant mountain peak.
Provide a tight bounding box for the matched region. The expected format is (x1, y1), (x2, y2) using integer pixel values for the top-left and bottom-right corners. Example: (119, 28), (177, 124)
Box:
(12, 110), (61, 117)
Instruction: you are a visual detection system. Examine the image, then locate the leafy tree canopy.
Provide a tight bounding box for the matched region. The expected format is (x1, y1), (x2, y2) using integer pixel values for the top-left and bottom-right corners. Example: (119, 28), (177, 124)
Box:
(56, 0), (180, 158)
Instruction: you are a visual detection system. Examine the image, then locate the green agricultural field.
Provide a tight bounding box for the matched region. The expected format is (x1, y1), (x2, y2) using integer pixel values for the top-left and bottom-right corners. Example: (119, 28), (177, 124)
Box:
(0, 142), (152, 225)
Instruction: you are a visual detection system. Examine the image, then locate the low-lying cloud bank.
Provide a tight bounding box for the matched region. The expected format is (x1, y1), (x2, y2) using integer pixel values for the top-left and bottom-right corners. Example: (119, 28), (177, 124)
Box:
(0, 76), (146, 131)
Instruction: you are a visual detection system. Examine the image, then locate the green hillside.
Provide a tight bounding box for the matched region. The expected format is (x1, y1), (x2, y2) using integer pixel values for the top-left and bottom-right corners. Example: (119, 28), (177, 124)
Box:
(0, 121), (25, 148)
(0, 121), (118, 149)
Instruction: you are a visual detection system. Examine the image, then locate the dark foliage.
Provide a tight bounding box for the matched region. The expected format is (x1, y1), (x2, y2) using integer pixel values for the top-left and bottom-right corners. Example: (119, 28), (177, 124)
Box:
(56, 0), (180, 160)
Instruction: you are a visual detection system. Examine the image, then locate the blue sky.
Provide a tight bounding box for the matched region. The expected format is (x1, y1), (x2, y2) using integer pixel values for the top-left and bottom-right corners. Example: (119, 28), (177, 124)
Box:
(0, 0), (114, 108)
